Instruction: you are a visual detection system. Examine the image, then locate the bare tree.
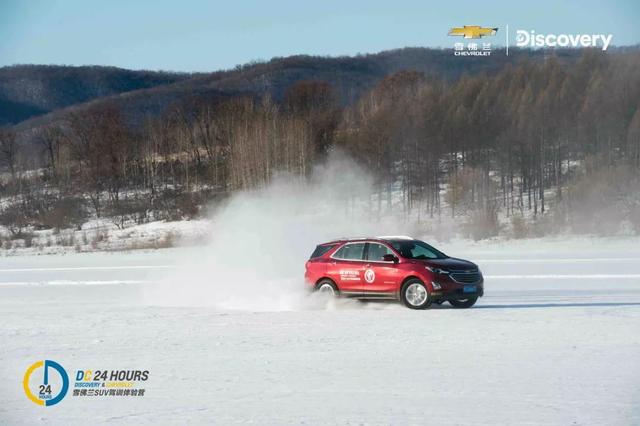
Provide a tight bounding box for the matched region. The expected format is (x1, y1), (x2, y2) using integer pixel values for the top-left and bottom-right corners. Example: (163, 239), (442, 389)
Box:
(37, 126), (65, 179)
(0, 128), (18, 179)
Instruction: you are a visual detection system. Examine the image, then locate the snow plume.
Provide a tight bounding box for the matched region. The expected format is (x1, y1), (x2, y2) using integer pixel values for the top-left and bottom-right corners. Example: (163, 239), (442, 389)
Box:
(144, 152), (409, 311)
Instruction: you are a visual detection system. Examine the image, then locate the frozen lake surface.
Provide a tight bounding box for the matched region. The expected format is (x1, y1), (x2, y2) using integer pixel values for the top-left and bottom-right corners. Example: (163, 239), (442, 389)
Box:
(1, 239), (639, 425)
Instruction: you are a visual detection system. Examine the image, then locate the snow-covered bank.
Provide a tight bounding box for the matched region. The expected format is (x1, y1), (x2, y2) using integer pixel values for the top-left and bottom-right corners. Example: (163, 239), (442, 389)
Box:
(2, 212), (640, 260)
(0, 218), (212, 256)
(441, 235), (640, 259)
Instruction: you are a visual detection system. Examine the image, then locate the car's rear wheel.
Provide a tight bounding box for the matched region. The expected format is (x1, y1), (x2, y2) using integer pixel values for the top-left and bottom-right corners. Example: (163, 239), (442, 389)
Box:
(400, 279), (432, 310)
(449, 297), (478, 309)
(315, 279), (338, 296)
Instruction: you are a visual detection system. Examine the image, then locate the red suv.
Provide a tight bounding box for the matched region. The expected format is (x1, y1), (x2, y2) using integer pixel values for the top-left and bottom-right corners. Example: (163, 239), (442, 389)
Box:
(305, 236), (483, 309)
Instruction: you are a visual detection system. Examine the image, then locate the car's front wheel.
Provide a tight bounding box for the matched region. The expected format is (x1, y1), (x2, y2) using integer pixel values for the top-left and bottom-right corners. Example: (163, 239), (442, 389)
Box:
(315, 279), (338, 296)
(449, 297), (478, 309)
(400, 278), (432, 310)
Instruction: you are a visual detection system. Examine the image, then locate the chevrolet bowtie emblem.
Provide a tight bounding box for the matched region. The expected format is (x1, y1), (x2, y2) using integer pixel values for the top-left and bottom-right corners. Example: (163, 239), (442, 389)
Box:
(448, 26), (498, 39)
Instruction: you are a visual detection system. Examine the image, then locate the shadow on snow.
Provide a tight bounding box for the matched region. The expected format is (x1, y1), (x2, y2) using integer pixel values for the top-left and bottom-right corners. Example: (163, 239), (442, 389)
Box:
(475, 302), (640, 309)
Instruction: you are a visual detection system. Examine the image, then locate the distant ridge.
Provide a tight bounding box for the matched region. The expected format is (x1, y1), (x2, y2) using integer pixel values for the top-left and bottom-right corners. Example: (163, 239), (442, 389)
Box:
(0, 47), (605, 137)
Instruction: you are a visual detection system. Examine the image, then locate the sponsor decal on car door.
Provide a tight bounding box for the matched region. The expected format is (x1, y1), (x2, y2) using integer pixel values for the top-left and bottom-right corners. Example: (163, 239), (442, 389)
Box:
(364, 243), (399, 294)
(328, 242), (366, 295)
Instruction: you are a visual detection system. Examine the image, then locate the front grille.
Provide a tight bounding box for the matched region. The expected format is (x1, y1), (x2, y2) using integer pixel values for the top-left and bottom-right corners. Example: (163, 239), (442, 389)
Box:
(450, 271), (481, 284)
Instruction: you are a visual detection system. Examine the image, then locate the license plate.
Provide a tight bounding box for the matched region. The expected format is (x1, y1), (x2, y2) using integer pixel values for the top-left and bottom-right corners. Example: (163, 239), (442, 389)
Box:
(463, 285), (477, 293)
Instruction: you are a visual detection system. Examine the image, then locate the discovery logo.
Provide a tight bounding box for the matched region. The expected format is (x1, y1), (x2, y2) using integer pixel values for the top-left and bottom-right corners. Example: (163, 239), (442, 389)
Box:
(515, 30), (613, 51)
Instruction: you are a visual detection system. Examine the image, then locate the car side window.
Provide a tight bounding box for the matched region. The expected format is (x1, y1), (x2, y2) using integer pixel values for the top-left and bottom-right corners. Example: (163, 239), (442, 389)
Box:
(333, 243), (365, 260)
(367, 243), (394, 261)
(310, 244), (337, 259)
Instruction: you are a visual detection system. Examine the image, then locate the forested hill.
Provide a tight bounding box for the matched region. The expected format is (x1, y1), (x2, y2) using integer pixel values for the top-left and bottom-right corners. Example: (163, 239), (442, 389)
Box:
(0, 65), (191, 126)
(1, 47), (639, 241)
(3, 48), (579, 133)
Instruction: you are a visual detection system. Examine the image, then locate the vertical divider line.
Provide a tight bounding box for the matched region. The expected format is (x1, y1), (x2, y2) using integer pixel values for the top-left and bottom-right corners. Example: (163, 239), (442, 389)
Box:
(506, 24), (509, 56)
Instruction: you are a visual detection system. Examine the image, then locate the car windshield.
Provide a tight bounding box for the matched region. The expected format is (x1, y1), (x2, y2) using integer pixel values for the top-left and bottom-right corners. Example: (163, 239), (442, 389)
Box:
(389, 240), (447, 260)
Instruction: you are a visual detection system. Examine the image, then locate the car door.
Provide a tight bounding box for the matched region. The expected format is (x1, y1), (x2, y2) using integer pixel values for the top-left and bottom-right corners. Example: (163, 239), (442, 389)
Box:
(326, 242), (366, 296)
(363, 242), (400, 295)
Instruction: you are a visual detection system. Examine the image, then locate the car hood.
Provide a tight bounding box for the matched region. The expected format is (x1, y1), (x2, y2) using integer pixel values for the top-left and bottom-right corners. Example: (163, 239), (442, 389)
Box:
(410, 257), (478, 271)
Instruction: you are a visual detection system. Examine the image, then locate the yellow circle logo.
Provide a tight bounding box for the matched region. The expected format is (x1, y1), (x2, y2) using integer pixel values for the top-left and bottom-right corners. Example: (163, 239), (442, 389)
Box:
(23, 360), (69, 406)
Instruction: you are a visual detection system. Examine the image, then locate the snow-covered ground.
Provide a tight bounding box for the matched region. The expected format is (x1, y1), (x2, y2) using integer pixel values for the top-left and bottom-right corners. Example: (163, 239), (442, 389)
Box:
(1, 239), (639, 425)
(0, 218), (212, 256)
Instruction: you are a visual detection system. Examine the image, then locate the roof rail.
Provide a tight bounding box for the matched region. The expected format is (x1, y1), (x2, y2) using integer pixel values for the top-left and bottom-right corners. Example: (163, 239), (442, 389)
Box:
(376, 235), (414, 240)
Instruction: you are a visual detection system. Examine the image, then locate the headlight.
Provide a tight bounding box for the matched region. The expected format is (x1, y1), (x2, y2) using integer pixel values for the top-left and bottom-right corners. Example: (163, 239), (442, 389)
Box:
(426, 266), (449, 275)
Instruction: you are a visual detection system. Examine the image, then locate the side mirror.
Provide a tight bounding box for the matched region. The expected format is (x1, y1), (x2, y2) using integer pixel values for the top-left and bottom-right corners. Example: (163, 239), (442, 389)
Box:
(383, 254), (399, 263)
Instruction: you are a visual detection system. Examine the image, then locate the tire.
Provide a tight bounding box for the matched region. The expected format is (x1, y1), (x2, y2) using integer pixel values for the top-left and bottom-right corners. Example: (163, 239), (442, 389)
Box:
(400, 278), (432, 310)
(315, 279), (338, 296)
(449, 297), (478, 309)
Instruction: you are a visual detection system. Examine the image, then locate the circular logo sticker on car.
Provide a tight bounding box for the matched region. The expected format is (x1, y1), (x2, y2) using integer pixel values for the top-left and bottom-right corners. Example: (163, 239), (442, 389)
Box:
(364, 269), (375, 283)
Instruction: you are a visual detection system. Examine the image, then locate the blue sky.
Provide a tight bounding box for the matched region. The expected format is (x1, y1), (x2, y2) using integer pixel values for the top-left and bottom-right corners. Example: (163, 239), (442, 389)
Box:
(1, 0), (638, 72)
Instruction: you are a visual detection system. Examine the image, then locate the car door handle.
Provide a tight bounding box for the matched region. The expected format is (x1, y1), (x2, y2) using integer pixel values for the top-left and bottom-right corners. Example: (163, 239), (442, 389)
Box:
(365, 264), (371, 268)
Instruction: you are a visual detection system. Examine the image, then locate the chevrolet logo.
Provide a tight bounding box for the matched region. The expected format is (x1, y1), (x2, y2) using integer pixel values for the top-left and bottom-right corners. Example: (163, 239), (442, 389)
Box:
(448, 26), (498, 39)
